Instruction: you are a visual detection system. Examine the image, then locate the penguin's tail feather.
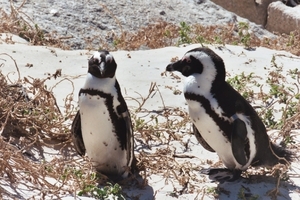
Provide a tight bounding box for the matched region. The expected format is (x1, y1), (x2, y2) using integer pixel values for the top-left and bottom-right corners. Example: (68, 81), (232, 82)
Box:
(270, 142), (294, 165)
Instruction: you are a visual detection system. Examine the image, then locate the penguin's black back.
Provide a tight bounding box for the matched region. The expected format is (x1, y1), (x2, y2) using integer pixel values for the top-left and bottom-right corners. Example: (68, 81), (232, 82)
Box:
(214, 81), (293, 166)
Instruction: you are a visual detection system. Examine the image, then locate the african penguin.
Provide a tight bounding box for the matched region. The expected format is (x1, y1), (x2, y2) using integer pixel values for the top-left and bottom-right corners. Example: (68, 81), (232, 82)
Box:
(71, 50), (135, 179)
(166, 47), (293, 182)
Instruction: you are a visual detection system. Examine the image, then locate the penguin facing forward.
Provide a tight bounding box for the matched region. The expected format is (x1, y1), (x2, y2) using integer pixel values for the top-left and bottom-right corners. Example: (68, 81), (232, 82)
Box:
(166, 47), (293, 182)
(71, 50), (135, 179)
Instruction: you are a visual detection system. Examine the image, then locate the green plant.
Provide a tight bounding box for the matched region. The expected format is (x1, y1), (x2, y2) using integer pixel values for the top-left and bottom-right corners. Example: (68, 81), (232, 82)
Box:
(288, 68), (299, 79)
(238, 22), (251, 48)
(164, 29), (171, 38)
(78, 182), (125, 199)
(35, 24), (44, 40)
(287, 32), (295, 46)
(196, 35), (206, 46)
(282, 135), (296, 146)
(262, 108), (278, 129)
(226, 72), (257, 100)
(237, 187), (259, 200)
(214, 36), (223, 44)
(134, 116), (146, 131)
(113, 38), (120, 47)
(202, 186), (220, 198)
(206, 187), (218, 195)
(178, 21), (192, 45)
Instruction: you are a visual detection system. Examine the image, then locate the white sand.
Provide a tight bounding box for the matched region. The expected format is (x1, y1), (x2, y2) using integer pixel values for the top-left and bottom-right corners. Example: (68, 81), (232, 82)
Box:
(1, 35), (300, 199)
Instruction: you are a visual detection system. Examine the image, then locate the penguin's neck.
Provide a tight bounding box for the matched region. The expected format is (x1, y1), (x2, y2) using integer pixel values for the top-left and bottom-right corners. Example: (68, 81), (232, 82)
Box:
(184, 74), (226, 119)
(82, 73), (116, 93)
(184, 74), (212, 97)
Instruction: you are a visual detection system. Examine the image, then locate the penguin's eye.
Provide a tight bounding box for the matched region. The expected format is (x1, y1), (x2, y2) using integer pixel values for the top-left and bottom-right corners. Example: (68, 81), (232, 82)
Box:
(88, 57), (100, 66)
(94, 58), (100, 63)
(182, 65), (191, 75)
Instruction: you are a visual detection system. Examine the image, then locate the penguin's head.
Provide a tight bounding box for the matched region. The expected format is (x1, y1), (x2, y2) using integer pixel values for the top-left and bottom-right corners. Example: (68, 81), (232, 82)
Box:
(166, 47), (226, 84)
(88, 50), (117, 78)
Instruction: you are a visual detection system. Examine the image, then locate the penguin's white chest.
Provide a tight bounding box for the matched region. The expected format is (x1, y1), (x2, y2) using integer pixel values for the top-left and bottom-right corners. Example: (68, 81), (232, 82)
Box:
(187, 100), (245, 170)
(79, 94), (127, 174)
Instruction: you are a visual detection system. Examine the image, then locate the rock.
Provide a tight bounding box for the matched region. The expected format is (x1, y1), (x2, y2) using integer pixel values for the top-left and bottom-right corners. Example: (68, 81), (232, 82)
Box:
(0, 0), (276, 50)
(283, 0), (300, 7)
(209, 0), (277, 26)
(266, 1), (300, 34)
(159, 11), (166, 15)
(50, 9), (59, 17)
(195, 0), (206, 4)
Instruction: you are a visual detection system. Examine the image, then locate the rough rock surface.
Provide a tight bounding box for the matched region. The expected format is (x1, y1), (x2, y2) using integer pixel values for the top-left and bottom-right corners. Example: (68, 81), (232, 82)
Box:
(267, 1), (300, 33)
(208, 0), (300, 33)
(209, 0), (278, 26)
(0, 0), (274, 50)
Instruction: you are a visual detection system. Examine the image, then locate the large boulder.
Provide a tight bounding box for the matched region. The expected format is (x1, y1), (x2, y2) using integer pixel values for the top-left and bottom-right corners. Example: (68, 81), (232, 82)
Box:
(209, 0), (277, 26)
(266, 1), (300, 33)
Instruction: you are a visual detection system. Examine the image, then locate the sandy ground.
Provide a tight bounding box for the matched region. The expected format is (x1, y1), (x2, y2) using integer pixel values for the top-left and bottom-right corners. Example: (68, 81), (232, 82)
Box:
(1, 34), (300, 199)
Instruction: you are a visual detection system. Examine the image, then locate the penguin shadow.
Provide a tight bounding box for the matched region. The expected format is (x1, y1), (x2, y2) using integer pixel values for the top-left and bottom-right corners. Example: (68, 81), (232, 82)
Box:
(34, 139), (77, 160)
(89, 167), (154, 200)
(110, 172), (154, 200)
(206, 172), (300, 200)
(58, 133), (155, 199)
(60, 141), (155, 199)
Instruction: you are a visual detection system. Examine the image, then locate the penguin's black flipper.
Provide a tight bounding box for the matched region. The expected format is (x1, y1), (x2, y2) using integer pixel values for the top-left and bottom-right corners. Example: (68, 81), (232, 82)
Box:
(192, 124), (215, 152)
(115, 80), (136, 172)
(231, 116), (248, 166)
(121, 110), (136, 171)
(71, 111), (86, 156)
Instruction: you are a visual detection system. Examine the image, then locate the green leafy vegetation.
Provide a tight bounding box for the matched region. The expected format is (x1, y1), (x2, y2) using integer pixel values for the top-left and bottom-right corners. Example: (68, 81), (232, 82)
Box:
(78, 182), (125, 200)
(178, 21), (192, 45)
(237, 187), (259, 200)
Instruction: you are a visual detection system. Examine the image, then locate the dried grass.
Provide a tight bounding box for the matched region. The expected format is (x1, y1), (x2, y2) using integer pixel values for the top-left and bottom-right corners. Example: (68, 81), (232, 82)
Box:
(1, 1), (300, 55)
(0, 0), (66, 48)
(0, 52), (86, 198)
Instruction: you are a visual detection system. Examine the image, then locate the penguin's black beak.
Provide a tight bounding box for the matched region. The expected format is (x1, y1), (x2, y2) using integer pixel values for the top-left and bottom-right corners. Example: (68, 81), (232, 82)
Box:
(88, 58), (102, 78)
(166, 63), (174, 71)
(166, 59), (193, 77)
(166, 60), (184, 72)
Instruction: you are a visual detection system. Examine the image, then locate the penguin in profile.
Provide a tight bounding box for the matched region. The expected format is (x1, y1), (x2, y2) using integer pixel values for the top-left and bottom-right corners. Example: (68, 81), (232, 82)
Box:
(166, 47), (293, 182)
(71, 50), (135, 179)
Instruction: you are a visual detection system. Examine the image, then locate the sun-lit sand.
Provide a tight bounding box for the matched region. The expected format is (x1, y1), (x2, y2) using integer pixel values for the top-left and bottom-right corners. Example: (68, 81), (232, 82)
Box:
(1, 34), (300, 199)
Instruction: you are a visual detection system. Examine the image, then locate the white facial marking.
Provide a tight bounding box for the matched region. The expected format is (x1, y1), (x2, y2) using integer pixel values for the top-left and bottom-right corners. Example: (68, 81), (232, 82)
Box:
(99, 62), (105, 74)
(183, 51), (228, 121)
(106, 54), (113, 63)
(183, 51), (217, 95)
(93, 51), (101, 61)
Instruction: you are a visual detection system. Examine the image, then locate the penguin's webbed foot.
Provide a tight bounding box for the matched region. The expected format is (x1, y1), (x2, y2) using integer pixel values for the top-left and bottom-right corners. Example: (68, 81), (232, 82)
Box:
(200, 168), (242, 183)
